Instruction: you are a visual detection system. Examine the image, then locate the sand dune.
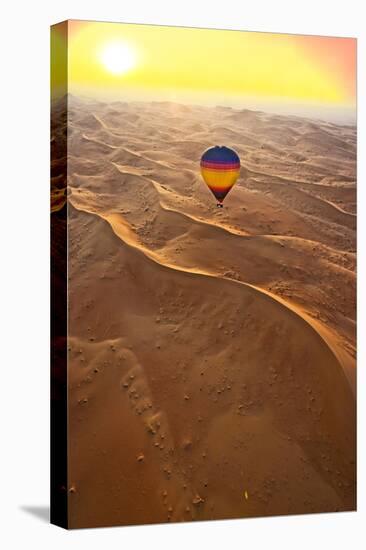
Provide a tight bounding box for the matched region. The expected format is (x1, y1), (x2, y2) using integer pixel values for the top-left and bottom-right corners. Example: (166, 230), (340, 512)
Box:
(52, 95), (356, 527)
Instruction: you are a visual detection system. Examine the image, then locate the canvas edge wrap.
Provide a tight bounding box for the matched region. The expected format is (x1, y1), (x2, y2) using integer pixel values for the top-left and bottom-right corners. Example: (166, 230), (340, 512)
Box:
(50, 20), (68, 529)
(49, 21), (357, 529)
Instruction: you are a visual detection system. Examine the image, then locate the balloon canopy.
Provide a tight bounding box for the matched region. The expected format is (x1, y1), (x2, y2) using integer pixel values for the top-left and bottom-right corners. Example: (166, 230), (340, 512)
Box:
(200, 146), (240, 204)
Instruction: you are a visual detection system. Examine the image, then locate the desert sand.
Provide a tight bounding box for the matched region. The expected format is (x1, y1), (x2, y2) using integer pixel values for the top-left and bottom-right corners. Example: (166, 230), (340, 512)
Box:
(52, 95), (356, 528)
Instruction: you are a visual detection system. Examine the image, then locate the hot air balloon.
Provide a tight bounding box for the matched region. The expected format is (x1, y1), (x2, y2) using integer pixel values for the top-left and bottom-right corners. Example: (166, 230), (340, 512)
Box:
(200, 146), (240, 207)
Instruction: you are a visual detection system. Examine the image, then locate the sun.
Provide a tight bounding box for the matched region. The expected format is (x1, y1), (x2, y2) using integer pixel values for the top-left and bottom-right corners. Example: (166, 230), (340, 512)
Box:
(99, 42), (137, 75)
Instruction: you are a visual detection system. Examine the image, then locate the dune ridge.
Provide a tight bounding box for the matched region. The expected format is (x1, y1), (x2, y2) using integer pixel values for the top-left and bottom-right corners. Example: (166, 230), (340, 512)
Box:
(70, 191), (354, 394)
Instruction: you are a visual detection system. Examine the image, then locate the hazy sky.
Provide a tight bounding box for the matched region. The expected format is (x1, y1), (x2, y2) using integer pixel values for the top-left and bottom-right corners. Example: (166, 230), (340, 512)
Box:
(52, 20), (356, 123)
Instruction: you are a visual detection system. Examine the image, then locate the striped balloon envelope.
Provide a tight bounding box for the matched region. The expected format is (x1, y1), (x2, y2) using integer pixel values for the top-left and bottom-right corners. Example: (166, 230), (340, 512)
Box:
(200, 146), (240, 206)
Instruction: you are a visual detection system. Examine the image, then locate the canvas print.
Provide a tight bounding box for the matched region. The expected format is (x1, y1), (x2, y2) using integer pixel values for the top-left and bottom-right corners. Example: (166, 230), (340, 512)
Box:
(51, 20), (356, 529)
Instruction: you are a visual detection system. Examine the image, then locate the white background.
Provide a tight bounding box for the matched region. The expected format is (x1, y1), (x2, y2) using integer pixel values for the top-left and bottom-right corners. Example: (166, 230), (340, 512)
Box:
(0, 0), (364, 548)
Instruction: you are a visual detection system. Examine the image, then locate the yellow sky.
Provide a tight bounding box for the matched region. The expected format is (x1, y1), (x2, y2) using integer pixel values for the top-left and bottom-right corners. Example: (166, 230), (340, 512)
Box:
(51, 20), (356, 121)
(69, 22), (354, 101)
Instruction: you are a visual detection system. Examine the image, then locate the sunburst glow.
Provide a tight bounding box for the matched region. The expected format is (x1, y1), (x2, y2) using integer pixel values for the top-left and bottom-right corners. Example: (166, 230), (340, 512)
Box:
(99, 41), (136, 75)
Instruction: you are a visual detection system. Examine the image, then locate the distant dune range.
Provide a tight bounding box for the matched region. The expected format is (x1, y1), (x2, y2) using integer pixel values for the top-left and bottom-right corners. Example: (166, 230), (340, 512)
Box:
(52, 96), (356, 527)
